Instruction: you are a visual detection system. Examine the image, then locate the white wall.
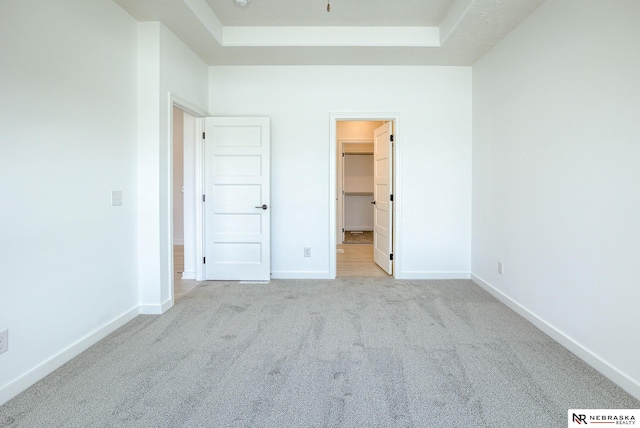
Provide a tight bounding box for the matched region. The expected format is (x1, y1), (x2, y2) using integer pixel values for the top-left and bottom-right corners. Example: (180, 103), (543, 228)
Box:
(472, 0), (640, 398)
(209, 66), (472, 279)
(137, 23), (208, 313)
(0, 0), (139, 404)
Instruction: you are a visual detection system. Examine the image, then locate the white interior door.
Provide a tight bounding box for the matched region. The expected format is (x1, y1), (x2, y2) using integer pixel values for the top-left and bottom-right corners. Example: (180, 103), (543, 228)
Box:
(204, 117), (270, 280)
(373, 122), (393, 274)
(341, 150), (345, 244)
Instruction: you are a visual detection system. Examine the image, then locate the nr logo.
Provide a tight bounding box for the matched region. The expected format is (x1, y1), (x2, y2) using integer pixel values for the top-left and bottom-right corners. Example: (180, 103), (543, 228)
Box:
(573, 413), (588, 424)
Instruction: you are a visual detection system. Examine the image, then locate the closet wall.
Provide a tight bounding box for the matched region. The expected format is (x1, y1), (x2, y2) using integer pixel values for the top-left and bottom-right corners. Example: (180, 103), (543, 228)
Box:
(344, 149), (373, 231)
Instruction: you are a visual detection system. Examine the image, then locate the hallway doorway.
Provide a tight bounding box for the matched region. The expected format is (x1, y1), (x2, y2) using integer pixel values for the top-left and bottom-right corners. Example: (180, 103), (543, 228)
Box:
(171, 105), (199, 301)
(332, 117), (397, 278)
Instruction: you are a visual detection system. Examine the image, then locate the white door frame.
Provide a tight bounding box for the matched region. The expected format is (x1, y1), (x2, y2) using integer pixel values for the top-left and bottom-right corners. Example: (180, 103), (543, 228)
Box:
(329, 113), (402, 279)
(169, 94), (208, 302)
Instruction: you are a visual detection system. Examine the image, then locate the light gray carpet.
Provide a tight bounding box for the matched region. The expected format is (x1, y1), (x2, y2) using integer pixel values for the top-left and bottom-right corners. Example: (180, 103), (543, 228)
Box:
(1, 279), (638, 427)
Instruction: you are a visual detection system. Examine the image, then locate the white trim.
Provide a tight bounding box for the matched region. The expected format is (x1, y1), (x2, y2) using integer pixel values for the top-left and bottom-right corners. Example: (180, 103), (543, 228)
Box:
(329, 113), (402, 279)
(138, 298), (172, 315)
(167, 96), (177, 313)
(396, 271), (471, 280)
(270, 271), (333, 279)
(170, 94), (209, 118)
(161, 298), (172, 313)
(169, 95), (208, 290)
(183, 0), (223, 44)
(0, 306), (139, 406)
(181, 271), (196, 280)
(138, 304), (162, 315)
(223, 26), (439, 47)
(194, 117), (205, 281)
(472, 274), (640, 401)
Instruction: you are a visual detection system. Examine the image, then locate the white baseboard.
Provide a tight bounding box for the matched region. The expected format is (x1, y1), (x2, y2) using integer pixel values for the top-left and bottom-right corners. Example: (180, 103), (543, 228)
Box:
(395, 271), (471, 280)
(471, 273), (640, 401)
(270, 271), (333, 279)
(0, 305), (139, 406)
(161, 298), (173, 313)
(271, 271), (471, 280)
(181, 271), (196, 280)
(139, 298), (173, 315)
(138, 304), (161, 315)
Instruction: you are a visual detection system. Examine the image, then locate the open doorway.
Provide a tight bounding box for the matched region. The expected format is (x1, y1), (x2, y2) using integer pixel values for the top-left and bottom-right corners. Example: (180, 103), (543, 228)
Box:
(334, 119), (396, 278)
(172, 105), (199, 301)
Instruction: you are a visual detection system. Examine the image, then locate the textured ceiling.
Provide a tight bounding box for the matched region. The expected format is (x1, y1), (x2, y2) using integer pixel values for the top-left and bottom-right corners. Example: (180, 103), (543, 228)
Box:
(113, 0), (547, 65)
(206, 0), (455, 27)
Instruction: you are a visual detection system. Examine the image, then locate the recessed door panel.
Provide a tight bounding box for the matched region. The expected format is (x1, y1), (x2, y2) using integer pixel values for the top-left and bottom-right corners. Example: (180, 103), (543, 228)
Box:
(213, 243), (262, 264)
(214, 155), (262, 176)
(213, 126), (262, 147)
(213, 213), (262, 236)
(213, 184), (261, 208)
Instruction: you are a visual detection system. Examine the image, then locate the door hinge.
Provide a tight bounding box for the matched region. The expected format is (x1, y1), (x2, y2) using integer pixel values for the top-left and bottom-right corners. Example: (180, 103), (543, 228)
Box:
(390, 194), (394, 202)
(202, 132), (205, 139)
(202, 195), (206, 202)
(203, 257), (206, 264)
(342, 228), (345, 233)
(390, 134), (394, 142)
(390, 253), (394, 261)
(342, 153), (345, 157)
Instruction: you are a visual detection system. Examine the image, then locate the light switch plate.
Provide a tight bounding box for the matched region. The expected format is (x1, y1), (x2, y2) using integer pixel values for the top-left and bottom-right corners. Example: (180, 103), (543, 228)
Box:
(111, 190), (123, 206)
(0, 329), (8, 355)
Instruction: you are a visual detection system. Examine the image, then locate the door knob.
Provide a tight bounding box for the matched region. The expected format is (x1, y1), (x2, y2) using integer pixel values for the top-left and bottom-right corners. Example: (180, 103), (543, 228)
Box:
(255, 204), (268, 210)
(371, 201), (376, 205)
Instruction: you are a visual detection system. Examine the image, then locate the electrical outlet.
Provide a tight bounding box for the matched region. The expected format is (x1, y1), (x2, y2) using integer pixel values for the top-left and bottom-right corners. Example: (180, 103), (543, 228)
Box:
(304, 247), (311, 257)
(0, 329), (8, 355)
(498, 261), (504, 276)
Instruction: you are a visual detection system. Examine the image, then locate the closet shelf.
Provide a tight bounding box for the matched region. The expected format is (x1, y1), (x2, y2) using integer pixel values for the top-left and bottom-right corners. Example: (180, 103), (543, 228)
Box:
(344, 192), (374, 196)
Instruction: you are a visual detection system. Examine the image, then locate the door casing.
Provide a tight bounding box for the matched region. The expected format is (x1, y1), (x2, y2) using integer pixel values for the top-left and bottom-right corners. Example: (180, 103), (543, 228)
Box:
(169, 94), (208, 302)
(329, 113), (401, 279)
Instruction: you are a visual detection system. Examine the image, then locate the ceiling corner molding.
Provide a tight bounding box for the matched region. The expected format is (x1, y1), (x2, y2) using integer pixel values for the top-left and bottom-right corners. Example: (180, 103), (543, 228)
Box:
(439, 0), (477, 45)
(222, 26), (440, 48)
(183, 0), (224, 44)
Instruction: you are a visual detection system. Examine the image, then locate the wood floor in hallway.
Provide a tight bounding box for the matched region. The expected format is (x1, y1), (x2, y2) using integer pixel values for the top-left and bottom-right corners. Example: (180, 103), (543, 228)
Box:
(174, 245), (199, 301)
(337, 243), (390, 277)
